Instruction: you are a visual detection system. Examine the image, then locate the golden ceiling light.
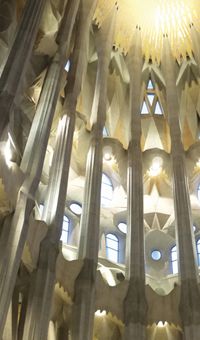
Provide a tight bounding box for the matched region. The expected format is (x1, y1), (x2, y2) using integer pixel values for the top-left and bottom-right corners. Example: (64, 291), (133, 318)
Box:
(196, 159), (200, 168)
(157, 321), (167, 328)
(95, 0), (200, 60)
(149, 156), (163, 177)
(95, 310), (107, 317)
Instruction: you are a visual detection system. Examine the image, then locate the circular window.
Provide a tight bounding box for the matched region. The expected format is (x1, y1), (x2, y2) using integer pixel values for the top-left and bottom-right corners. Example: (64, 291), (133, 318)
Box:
(69, 202), (82, 215)
(151, 250), (162, 261)
(118, 222), (127, 234)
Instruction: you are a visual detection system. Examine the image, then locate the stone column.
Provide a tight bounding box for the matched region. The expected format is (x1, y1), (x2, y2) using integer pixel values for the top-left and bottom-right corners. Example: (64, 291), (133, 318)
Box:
(71, 7), (117, 340)
(0, 0), (17, 74)
(190, 24), (200, 69)
(48, 321), (56, 340)
(21, 1), (96, 339)
(20, 0), (80, 175)
(17, 292), (28, 340)
(123, 28), (147, 340)
(0, 1), (79, 336)
(2, 287), (19, 340)
(0, 0), (47, 137)
(57, 323), (69, 340)
(162, 36), (200, 339)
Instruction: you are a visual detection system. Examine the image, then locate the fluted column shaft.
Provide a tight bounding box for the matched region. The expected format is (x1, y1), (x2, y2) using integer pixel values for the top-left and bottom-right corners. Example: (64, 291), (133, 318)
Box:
(190, 25), (200, 70)
(0, 1), (79, 336)
(20, 0), (80, 175)
(0, 0), (46, 136)
(71, 7), (116, 340)
(21, 114), (76, 340)
(0, 0), (16, 74)
(162, 37), (200, 339)
(123, 29), (147, 340)
(21, 1), (96, 339)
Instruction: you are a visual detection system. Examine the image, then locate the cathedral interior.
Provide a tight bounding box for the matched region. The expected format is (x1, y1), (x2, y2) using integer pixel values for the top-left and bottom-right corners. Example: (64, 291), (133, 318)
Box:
(1, 0), (200, 339)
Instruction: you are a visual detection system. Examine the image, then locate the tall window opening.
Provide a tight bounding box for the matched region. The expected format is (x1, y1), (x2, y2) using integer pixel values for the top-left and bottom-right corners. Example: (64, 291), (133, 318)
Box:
(101, 173), (113, 207)
(60, 215), (70, 244)
(197, 239), (200, 266)
(106, 233), (119, 263)
(171, 245), (178, 274)
(39, 203), (44, 218)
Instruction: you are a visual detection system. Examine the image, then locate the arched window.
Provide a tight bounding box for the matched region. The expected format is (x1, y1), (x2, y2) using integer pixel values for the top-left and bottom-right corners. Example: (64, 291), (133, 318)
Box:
(197, 239), (200, 266)
(101, 173), (113, 207)
(60, 215), (70, 244)
(106, 233), (119, 263)
(171, 245), (178, 274)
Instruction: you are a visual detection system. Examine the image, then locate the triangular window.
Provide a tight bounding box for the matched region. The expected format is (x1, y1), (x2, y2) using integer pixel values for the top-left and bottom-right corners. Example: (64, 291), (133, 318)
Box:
(147, 94), (155, 106)
(141, 101), (149, 114)
(103, 126), (109, 137)
(154, 101), (163, 115)
(65, 60), (70, 72)
(147, 79), (154, 90)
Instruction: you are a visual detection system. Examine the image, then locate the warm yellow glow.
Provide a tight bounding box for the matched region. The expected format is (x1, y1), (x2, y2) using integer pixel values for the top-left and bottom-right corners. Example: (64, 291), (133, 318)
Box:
(95, 0), (200, 60)
(149, 157), (163, 177)
(196, 159), (200, 168)
(157, 321), (167, 327)
(95, 310), (107, 317)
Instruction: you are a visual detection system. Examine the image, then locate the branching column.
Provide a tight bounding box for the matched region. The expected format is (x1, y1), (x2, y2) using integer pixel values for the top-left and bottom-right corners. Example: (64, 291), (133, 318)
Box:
(21, 115), (75, 340)
(0, 0), (47, 137)
(162, 36), (200, 339)
(71, 7), (117, 340)
(123, 28), (147, 340)
(21, 2), (97, 338)
(0, 1), (79, 336)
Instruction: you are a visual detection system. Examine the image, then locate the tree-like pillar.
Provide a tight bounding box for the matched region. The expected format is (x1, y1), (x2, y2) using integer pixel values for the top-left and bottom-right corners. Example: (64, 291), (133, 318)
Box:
(21, 1), (97, 339)
(162, 36), (200, 339)
(20, 0), (80, 175)
(0, 0), (47, 136)
(71, 7), (117, 340)
(190, 24), (200, 69)
(123, 28), (147, 340)
(0, 1), (79, 336)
